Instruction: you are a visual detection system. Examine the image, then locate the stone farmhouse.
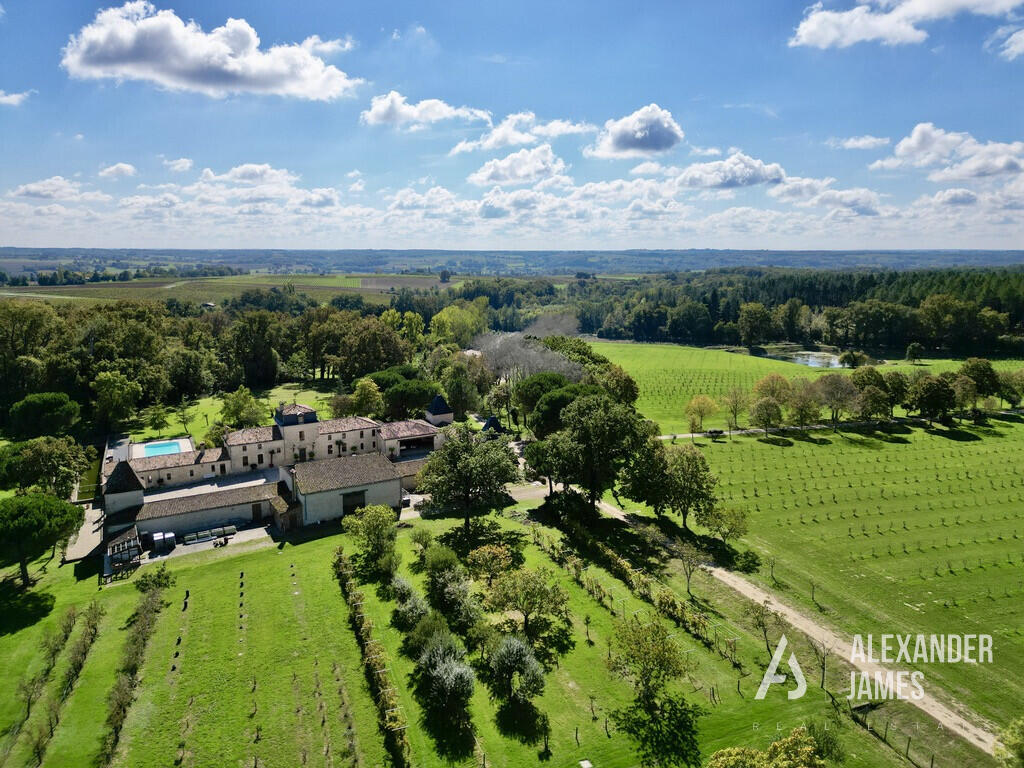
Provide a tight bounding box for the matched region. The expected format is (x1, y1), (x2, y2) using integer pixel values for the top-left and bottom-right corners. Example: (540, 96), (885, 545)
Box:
(101, 400), (447, 542)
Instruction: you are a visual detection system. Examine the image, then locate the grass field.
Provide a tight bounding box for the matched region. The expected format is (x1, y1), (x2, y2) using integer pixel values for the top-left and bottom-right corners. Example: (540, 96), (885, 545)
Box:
(591, 341), (1024, 434)
(0, 503), (927, 768)
(0, 272), (455, 308)
(622, 417), (1024, 730)
(129, 382), (338, 443)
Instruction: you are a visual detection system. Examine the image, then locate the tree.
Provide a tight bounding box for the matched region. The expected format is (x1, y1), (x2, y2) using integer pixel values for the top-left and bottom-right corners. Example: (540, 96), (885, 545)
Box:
(175, 398), (197, 435)
(145, 405), (170, 434)
(882, 370), (909, 417)
(384, 378), (441, 419)
(905, 342), (925, 364)
(997, 715), (1024, 768)
(219, 386), (265, 428)
(746, 600), (780, 658)
(228, 310), (281, 387)
(675, 541), (709, 596)
(838, 350), (865, 368)
(514, 372), (569, 416)
(467, 544), (514, 586)
(685, 395), (717, 432)
(786, 378), (822, 429)
(856, 385), (890, 423)
(549, 394), (650, 511)
(430, 304), (486, 347)
(753, 373), (792, 404)
(1, 437), (93, 499)
(749, 397), (782, 437)
(599, 364), (640, 405)
(350, 377), (384, 417)
(441, 361), (479, 420)
(609, 614), (686, 707)
(661, 445), (718, 529)
(698, 507), (748, 545)
(850, 366), (885, 392)
(93, 370), (143, 429)
(415, 630), (475, 716)
(907, 374), (955, 424)
(0, 494), (85, 588)
(951, 375), (977, 421)
(738, 302), (774, 346)
(135, 562), (176, 593)
(489, 635), (545, 703)
(485, 567), (568, 640)
(960, 357), (1000, 397)
(418, 423), (520, 532)
(706, 727), (825, 768)
(342, 504), (398, 570)
(815, 373), (859, 430)
(16, 674), (44, 719)
(8, 393), (79, 438)
(721, 387), (748, 436)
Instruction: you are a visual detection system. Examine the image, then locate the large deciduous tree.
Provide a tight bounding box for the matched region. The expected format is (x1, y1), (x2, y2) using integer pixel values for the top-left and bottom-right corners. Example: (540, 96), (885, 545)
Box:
(548, 394), (650, 511)
(92, 371), (142, 429)
(485, 567), (568, 640)
(7, 392), (79, 438)
(0, 494), (85, 588)
(418, 423), (520, 532)
(815, 373), (859, 430)
(219, 386), (265, 428)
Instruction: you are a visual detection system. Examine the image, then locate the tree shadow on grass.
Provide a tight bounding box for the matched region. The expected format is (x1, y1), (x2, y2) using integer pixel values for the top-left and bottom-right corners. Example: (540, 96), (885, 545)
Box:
(791, 432), (832, 445)
(0, 578), (55, 636)
(990, 412), (1024, 424)
(494, 698), (546, 745)
(437, 518), (527, 564)
(756, 435), (793, 447)
(72, 555), (102, 583)
(928, 427), (982, 442)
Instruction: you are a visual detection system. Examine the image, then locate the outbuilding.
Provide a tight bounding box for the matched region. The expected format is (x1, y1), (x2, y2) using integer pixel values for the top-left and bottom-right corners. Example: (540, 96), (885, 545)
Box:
(290, 452), (401, 524)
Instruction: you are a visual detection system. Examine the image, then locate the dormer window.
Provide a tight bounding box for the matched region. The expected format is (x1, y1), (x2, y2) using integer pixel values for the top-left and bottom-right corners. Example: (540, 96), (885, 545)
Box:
(298, 414), (305, 424)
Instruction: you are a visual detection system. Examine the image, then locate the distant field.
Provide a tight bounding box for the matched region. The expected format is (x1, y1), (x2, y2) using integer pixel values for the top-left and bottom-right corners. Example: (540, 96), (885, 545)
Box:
(624, 418), (1024, 728)
(592, 341), (1024, 434)
(0, 272), (455, 307)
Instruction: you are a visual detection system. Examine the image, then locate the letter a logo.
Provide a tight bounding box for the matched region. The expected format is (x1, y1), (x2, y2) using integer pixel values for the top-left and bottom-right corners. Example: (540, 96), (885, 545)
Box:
(755, 634), (807, 700)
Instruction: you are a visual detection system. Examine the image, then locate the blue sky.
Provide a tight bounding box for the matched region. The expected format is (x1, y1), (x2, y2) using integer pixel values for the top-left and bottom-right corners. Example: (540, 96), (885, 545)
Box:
(0, 0), (1022, 249)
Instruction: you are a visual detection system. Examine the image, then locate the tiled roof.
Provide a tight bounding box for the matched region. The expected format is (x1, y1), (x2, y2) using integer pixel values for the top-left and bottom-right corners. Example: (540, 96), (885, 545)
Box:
(224, 425), (282, 446)
(318, 416), (378, 436)
(427, 394), (452, 415)
(293, 453), (400, 495)
(128, 447), (228, 473)
(393, 457), (428, 478)
(378, 419), (438, 441)
(107, 482), (286, 526)
(279, 403), (315, 416)
(105, 460), (143, 494)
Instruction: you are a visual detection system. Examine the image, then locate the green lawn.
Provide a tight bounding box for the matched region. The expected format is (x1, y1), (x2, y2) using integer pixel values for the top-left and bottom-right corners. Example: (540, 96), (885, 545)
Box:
(130, 382), (339, 443)
(0, 503), (920, 768)
(592, 341), (1024, 434)
(620, 417), (1024, 730)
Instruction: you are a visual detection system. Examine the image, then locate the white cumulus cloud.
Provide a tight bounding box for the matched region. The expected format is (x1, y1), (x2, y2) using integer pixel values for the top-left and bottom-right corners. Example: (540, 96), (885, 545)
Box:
(450, 111), (593, 154)
(584, 104), (684, 159)
(99, 162), (137, 179)
(828, 135), (890, 150)
(0, 89), (31, 106)
(871, 122), (1024, 181)
(677, 152), (785, 189)
(467, 145), (566, 186)
(9, 176), (111, 202)
(1000, 27), (1024, 58)
(790, 0), (1024, 50)
(61, 2), (362, 101)
(163, 157), (193, 172)
(361, 90), (490, 130)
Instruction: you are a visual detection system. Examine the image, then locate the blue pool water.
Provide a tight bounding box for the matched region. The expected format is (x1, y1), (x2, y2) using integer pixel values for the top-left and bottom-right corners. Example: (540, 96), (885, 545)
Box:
(143, 441), (182, 457)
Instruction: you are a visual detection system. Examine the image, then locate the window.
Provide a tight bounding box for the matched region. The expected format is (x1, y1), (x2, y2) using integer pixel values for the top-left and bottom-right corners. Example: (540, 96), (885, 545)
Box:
(327, 444), (333, 454)
(242, 445), (247, 452)
(257, 443), (262, 449)
(189, 470), (194, 477)
(360, 443), (364, 450)
(299, 430), (305, 441)
(373, 441), (377, 449)
(243, 455), (249, 467)
(166, 473), (171, 480)
(360, 430), (364, 438)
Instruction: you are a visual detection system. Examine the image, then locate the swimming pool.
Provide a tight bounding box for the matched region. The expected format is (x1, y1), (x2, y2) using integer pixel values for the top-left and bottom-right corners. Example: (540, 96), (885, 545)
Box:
(143, 441), (183, 457)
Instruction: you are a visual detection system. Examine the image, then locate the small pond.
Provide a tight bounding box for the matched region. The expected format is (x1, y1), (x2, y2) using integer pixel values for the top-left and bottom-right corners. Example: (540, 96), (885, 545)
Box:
(766, 351), (843, 368)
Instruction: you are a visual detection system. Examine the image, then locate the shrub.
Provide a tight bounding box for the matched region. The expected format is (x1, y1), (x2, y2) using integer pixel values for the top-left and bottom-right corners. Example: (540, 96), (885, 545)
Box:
(416, 630), (474, 714)
(134, 563), (176, 593)
(406, 611), (451, 658)
(489, 635), (545, 703)
(392, 593), (430, 632)
(391, 576), (415, 603)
